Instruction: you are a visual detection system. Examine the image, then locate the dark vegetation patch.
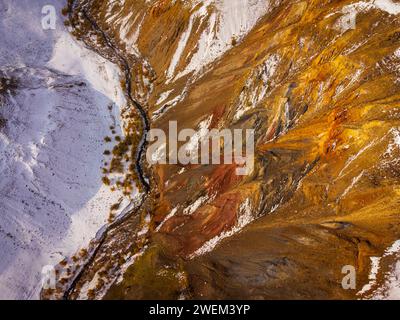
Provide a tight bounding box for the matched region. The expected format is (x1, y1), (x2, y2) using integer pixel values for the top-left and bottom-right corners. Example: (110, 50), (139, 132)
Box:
(0, 76), (18, 95)
(0, 117), (7, 130)
(0, 75), (18, 130)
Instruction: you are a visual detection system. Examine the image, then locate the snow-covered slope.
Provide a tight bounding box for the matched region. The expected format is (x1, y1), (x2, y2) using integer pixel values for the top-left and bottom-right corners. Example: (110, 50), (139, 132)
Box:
(104, 0), (275, 82)
(0, 0), (127, 299)
(170, 0), (274, 80)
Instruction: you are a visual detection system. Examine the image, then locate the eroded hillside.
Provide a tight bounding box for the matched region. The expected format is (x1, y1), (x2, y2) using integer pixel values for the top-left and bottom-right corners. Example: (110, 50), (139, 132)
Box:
(45, 0), (400, 299)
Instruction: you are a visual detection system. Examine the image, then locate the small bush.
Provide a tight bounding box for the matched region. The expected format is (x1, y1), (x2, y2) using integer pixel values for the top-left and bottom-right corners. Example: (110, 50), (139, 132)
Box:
(59, 259), (68, 267)
(79, 248), (88, 258)
(0, 117), (6, 129)
(102, 177), (111, 186)
(110, 158), (123, 173)
(110, 203), (120, 211)
(112, 141), (129, 156)
(231, 37), (237, 46)
(0, 76), (18, 95)
(61, 7), (69, 16)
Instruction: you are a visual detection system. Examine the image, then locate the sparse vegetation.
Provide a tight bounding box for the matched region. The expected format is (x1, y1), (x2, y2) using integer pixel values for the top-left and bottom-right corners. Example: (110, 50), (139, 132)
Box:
(0, 76), (18, 107)
(231, 36), (237, 46)
(108, 212), (116, 223)
(102, 177), (111, 186)
(0, 76), (18, 95)
(59, 259), (68, 267)
(87, 289), (96, 300)
(61, 7), (69, 17)
(0, 117), (6, 130)
(79, 248), (88, 258)
(110, 157), (123, 173)
(112, 140), (129, 156)
(110, 203), (120, 211)
(66, 0), (147, 197)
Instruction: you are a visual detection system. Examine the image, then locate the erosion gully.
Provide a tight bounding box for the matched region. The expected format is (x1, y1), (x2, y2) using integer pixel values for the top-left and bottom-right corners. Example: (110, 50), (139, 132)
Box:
(62, 0), (152, 300)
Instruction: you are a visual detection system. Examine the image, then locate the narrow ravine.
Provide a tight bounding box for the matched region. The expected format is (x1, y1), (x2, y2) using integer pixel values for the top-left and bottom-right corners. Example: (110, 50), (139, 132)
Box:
(61, 0), (153, 300)
(72, 0), (151, 192)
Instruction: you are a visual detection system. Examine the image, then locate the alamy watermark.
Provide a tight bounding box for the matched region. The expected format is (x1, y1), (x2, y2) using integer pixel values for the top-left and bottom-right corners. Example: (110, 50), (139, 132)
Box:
(146, 121), (255, 176)
(341, 265), (356, 290)
(41, 5), (57, 30)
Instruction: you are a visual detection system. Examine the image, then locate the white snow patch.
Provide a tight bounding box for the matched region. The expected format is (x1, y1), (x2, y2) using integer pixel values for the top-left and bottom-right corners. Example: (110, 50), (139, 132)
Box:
(374, 0), (400, 14)
(337, 138), (378, 178)
(234, 54), (280, 120)
(190, 198), (254, 258)
(155, 207), (179, 232)
(183, 196), (209, 216)
(152, 86), (189, 120)
(385, 128), (400, 157)
(358, 257), (382, 295)
(359, 240), (400, 299)
(184, 115), (213, 155)
(137, 214), (151, 237)
(155, 90), (174, 106)
(340, 170), (365, 199)
(173, 0), (273, 80)
(331, 0), (400, 33)
(166, 6), (198, 81)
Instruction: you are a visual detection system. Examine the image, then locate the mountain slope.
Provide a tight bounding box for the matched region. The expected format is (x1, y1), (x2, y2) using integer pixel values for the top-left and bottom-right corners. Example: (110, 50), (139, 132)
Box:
(75, 0), (400, 300)
(0, 0), (129, 299)
(2, 0), (400, 300)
